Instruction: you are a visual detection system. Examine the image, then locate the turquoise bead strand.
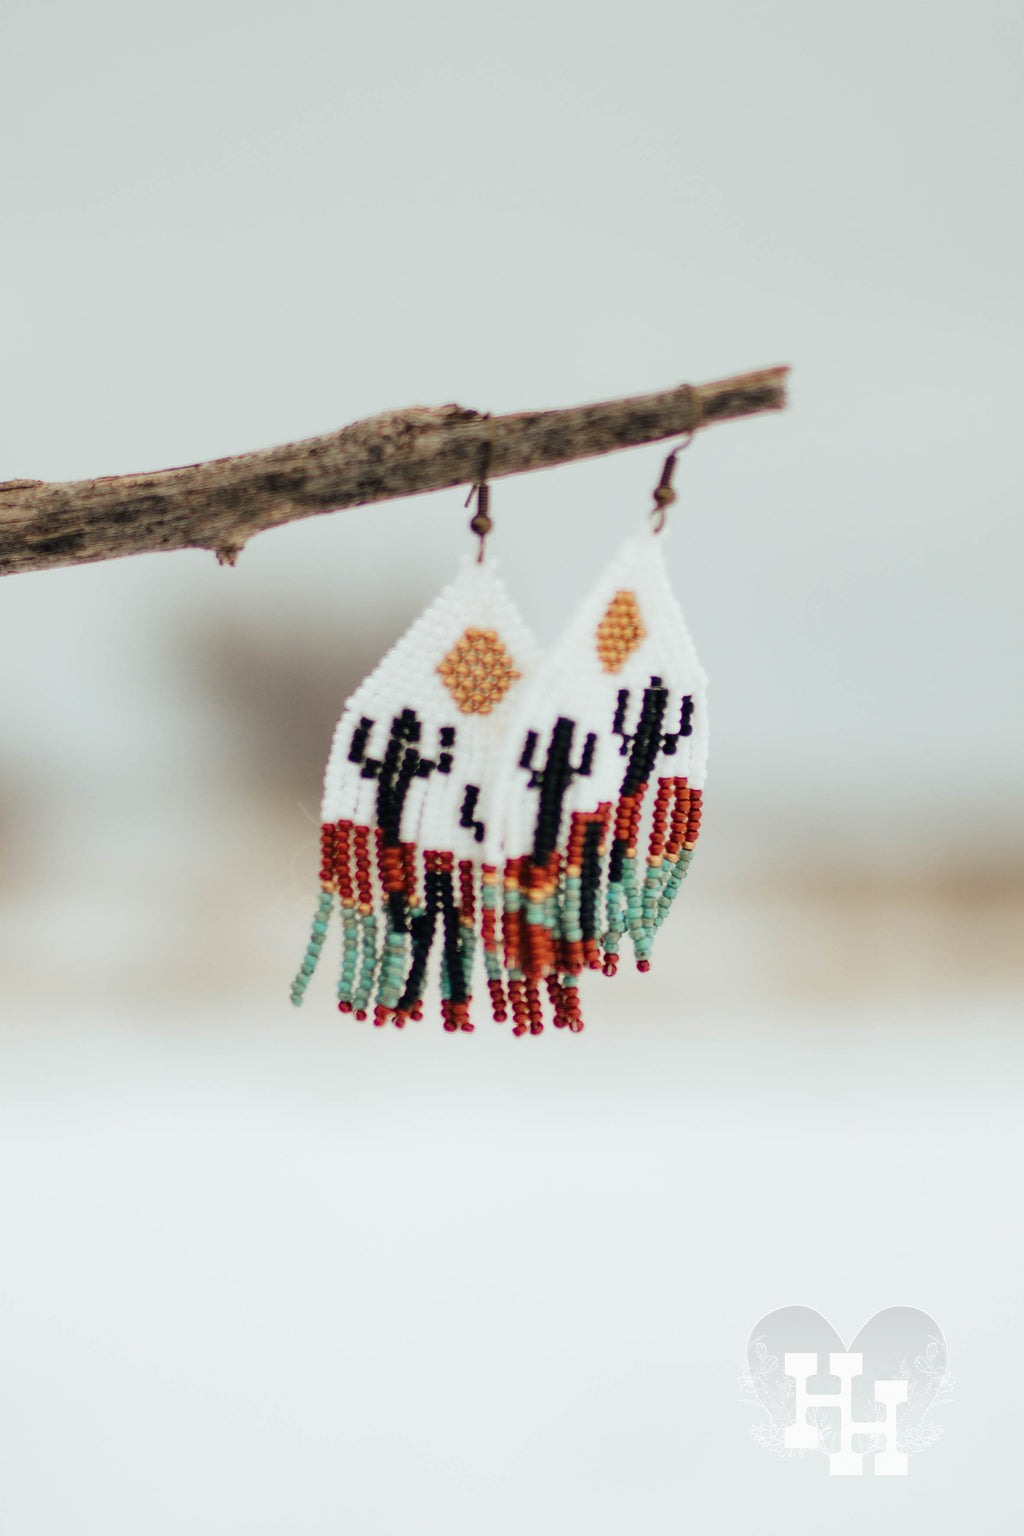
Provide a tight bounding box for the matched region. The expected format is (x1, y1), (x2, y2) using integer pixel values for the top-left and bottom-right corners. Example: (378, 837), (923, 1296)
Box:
(290, 889), (334, 1007)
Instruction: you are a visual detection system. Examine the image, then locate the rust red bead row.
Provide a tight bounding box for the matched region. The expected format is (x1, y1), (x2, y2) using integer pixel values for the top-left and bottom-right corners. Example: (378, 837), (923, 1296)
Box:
(332, 820), (355, 901)
(647, 778), (675, 861)
(319, 822), (337, 891)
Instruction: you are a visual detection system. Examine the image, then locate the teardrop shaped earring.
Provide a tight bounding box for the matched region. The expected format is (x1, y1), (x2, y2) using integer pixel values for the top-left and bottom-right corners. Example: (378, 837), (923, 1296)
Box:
(289, 452), (543, 1028)
(485, 437), (709, 1034)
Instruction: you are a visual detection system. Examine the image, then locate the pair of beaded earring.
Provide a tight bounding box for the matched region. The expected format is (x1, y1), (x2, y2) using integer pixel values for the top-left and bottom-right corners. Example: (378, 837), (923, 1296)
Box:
(290, 439), (707, 1035)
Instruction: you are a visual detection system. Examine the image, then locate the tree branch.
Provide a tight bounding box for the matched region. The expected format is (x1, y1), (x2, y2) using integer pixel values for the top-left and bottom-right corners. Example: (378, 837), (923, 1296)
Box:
(0, 365), (788, 577)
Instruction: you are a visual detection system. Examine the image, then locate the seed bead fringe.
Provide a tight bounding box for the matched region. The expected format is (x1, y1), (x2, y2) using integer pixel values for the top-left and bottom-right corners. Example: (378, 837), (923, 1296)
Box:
(292, 731), (702, 1037)
(290, 823), (336, 1006)
(290, 785), (703, 1030)
(334, 820), (359, 1012)
(481, 864), (508, 1023)
(352, 825), (377, 1021)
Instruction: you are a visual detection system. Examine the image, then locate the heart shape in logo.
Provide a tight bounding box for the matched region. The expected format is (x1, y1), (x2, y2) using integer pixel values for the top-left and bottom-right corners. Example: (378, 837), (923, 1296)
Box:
(742, 1305), (952, 1464)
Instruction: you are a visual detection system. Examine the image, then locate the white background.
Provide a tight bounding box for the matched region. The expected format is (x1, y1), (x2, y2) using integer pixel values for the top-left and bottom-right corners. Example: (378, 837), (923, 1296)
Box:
(1, 0), (1022, 1530)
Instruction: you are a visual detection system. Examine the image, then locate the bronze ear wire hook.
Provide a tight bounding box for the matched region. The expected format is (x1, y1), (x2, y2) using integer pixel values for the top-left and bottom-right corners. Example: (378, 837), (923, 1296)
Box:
(465, 422), (495, 562)
(650, 385), (703, 533)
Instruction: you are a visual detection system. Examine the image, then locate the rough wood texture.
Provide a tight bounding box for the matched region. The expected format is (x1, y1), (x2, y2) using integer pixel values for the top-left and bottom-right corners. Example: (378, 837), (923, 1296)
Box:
(0, 366), (788, 577)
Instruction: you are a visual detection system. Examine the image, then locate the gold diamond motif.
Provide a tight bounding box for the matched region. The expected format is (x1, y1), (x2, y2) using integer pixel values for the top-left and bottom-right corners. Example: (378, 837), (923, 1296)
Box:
(437, 627), (521, 714)
(595, 589), (646, 673)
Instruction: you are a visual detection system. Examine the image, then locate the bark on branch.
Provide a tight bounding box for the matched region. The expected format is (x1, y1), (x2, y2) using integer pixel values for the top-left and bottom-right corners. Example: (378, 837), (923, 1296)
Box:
(0, 365), (788, 577)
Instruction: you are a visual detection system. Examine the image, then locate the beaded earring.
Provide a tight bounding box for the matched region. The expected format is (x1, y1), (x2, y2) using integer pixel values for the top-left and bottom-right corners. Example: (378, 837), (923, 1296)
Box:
(290, 442), (707, 1035)
(289, 471), (543, 1028)
(484, 445), (708, 1035)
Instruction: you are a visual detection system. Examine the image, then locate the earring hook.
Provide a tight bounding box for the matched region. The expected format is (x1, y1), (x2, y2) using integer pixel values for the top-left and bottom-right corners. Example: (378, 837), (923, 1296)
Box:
(465, 423), (495, 562)
(650, 386), (702, 533)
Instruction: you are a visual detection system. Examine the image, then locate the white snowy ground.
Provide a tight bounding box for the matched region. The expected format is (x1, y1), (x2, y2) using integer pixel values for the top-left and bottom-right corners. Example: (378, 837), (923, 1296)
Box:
(1, 957), (1022, 1535)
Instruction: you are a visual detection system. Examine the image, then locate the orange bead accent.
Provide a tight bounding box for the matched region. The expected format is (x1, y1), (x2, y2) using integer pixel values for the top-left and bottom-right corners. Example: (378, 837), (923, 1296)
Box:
(595, 589), (646, 673)
(437, 627), (522, 714)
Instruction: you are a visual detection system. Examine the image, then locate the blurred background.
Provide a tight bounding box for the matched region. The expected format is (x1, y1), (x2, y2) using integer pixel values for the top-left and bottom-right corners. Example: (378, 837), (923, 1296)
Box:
(1, 0), (1022, 1530)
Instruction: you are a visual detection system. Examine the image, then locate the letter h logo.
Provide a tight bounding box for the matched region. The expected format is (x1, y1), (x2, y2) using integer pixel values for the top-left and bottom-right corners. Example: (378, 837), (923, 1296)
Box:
(784, 1352), (908, 1475)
